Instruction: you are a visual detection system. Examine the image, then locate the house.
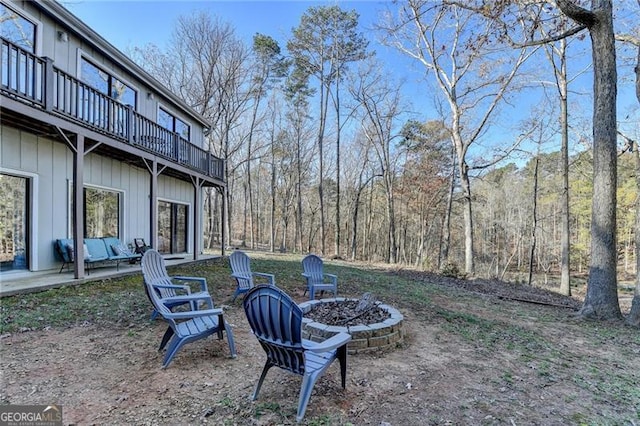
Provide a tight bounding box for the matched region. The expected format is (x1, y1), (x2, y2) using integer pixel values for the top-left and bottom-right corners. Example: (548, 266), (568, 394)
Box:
(0, 0), (225, 279)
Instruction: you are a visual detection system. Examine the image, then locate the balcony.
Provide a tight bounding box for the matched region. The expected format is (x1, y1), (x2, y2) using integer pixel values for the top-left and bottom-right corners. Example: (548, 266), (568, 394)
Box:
(0, 38), (223, 182)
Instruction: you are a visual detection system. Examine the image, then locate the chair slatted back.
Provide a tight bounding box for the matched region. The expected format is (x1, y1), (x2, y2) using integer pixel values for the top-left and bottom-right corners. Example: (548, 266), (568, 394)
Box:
(302, 254), (325, 283)
(141, 250), (177, 300)
(243, 285), (305, 375)
(230, 250), (253, 291)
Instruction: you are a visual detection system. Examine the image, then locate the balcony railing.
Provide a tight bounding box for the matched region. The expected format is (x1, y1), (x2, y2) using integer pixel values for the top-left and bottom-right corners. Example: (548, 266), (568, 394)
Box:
(1, 38), (224, 181)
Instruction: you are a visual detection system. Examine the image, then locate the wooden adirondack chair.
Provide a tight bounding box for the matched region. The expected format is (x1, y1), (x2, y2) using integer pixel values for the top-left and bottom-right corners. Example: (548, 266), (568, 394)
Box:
(141, 250), (236, 368)
(301, 254), (338, 300)
(243, 285), (351, 422)
(229, 250), (275, 301)
(140, 249), (210, 320)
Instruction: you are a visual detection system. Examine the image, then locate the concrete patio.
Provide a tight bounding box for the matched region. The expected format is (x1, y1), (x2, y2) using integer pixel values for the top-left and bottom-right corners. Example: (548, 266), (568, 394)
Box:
(0, 254), (221, 298)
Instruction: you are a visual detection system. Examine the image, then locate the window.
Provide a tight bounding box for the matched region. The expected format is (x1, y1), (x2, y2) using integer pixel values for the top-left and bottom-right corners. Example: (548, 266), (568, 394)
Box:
(158, 107), (190, 141)
(157, 200), (188, 254)
(84, 187), (120, 238)
(80, 58), (136, 107)
(0, 4), (36, 53)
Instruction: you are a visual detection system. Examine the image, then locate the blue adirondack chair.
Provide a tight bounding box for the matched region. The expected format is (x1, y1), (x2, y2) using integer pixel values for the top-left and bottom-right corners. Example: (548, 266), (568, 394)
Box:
(301, 254), (338, 300)
(229, 250), (275, 301)
(243, 285), (351, 422)
(141, 250), (237, 368)
(141, 249), (210, 320)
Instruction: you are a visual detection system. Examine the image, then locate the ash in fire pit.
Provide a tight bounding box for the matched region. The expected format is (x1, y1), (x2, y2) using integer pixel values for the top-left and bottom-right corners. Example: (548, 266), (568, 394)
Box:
(304, 293), (390, 326)
(299, 293), (404, 354)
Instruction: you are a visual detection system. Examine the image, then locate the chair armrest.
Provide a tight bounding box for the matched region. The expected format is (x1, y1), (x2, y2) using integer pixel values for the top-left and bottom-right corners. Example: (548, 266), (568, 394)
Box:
(172, 276), (208, 292)
(324, 273), (337, 284)
(152, 283), (191, 293)
(303, 332), (351, 353)
(161, 293), (213, 305)
(164, 307), (223, 319)
(253, 272), (275, 284)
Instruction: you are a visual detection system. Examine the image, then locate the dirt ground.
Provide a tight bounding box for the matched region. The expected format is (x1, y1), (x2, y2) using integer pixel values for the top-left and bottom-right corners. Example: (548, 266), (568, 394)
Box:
(1, 273), (638, 425)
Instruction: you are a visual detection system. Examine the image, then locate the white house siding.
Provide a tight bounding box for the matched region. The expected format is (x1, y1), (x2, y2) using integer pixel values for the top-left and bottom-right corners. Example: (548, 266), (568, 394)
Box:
(1, 124), (199, 272)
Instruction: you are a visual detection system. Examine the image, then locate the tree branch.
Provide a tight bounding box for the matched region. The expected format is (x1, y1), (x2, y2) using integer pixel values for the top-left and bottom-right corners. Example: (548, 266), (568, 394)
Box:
(518, 24), (587, 47)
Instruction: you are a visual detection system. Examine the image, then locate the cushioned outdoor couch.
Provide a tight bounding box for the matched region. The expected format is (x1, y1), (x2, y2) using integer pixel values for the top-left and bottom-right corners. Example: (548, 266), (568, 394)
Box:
(54, 238), (141, 273)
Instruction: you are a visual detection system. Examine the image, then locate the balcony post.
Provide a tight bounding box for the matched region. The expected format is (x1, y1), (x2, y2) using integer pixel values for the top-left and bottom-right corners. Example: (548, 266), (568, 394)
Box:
(43, 57), (54, 111)
(126, 105), (133, 144)
(173, 132), (180, 161)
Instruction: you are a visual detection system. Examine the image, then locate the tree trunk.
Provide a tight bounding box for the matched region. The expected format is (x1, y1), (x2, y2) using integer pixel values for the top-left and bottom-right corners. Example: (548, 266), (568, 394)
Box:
(439, 149), (455, 270)
(334, 77), (341, 259)
(270, 135), (276, 253)
(318, 81), (328, 255)
(241, 180), (248, 247)
(528, 158), (539, 286)
(559, 0), (621, 319)
(459, 161), (474, 275)
(296, 129), (303, 253)
(558, 39), (572, 296)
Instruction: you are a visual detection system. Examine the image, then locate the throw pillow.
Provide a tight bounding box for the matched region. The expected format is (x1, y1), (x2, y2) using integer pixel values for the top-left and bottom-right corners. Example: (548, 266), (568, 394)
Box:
(118, 243), (132, 255)
(112, 243), (132, 256)
(66, 243), (74, 260)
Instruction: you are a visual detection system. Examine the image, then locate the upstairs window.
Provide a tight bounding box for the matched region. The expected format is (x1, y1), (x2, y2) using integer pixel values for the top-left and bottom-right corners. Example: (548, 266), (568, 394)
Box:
(0, 4), (36, 53)
(80, 57), (137, 107)
(158, 107), (190, 141)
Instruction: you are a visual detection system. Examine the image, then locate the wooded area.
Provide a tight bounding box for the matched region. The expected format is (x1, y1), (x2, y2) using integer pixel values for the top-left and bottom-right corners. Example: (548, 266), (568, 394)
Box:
(128, 1), (639, 323)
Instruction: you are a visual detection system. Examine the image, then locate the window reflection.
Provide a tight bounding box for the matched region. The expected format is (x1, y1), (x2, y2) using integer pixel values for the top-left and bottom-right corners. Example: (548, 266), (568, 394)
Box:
(84, 187), (120, 238)
(159, 107), (190, 141)
(80, 58), (136, 107)
(0, 4), (36, 53)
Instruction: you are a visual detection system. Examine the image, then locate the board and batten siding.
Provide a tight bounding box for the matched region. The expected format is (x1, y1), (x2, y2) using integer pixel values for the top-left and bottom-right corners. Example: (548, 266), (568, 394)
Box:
(1, 124), (197, 272)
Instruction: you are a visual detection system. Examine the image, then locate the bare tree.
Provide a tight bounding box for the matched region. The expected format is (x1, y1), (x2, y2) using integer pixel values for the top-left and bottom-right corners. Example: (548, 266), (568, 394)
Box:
(133, 12), (252, 250)
(380, 1), (537, 274)
(349, 59), (405, 263)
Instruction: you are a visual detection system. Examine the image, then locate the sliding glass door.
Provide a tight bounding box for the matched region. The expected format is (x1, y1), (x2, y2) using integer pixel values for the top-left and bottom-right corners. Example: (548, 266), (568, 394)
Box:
(0, 174), (28, 272)
(157, 201), (187, 254)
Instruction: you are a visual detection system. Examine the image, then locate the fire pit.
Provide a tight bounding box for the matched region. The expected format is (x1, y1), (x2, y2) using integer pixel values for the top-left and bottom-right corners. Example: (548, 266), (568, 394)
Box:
(299, 294), (404, 354)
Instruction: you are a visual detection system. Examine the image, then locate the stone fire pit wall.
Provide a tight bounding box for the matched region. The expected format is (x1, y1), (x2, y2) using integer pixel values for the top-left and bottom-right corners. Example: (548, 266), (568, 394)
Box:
(299, 297), (405, 355)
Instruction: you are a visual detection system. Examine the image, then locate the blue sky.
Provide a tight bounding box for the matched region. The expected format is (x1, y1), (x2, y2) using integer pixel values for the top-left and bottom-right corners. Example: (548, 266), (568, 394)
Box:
(65, 1), (429, 106)
(65, 1), (397, 59)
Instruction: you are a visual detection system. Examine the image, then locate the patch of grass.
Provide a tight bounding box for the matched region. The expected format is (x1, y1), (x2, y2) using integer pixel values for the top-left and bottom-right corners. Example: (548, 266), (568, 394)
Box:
(253, 401), (281, 417)
(501, 371), (514, 385)
(0, 275), (149, 333)
(305, 415), (333, 426)
(218, 396), (234, 409)
(435, 307), (549, 354)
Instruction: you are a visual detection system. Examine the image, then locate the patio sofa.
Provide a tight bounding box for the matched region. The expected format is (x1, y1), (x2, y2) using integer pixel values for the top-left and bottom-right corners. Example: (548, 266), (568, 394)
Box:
(54, 238), (141, 273)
